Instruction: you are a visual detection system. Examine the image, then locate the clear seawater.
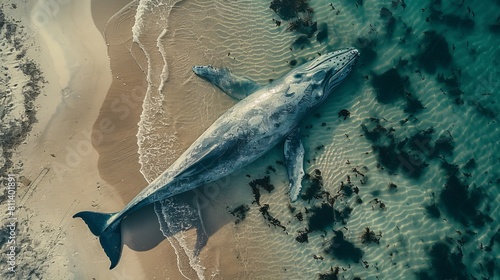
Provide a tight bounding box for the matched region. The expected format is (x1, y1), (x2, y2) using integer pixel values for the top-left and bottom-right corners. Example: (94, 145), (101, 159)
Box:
(112, 0), (499, 279)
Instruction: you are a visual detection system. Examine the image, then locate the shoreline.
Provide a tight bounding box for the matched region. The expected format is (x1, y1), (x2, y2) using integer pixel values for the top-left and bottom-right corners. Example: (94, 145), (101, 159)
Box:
(88, 0), (254, 278)
(89, 0), (189, 278)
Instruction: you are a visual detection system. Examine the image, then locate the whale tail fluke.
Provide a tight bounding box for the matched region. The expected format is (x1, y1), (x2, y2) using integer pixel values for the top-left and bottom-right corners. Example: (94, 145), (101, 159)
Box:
(73, 211), (122, 269)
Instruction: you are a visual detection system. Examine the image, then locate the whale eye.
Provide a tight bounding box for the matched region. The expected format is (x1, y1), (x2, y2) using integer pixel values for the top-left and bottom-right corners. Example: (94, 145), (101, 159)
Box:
(312, 70), (326, 81)
(294, 74), (303, 79)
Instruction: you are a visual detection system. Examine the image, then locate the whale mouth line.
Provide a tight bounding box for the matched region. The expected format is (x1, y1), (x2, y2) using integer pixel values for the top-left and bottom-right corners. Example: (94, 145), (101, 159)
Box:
(322, 52), (359, 94)
(305, 48), (356, 71)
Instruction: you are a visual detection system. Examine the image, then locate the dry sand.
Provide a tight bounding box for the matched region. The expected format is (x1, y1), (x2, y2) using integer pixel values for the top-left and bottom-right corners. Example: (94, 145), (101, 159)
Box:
(1, 0), (146, 278)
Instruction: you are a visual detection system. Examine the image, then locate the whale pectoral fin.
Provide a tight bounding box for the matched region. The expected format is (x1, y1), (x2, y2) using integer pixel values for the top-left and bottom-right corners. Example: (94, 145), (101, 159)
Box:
(284, 129), (305, 202)
(192, 65), (260, 100)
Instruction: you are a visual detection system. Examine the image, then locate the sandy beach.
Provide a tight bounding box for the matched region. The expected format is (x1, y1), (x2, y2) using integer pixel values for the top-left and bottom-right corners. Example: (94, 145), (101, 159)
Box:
(0, 0), (148, 278)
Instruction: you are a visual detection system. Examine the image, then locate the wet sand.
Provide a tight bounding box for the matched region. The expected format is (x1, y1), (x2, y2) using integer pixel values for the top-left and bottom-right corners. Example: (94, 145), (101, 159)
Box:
(89, 0), (190, 278)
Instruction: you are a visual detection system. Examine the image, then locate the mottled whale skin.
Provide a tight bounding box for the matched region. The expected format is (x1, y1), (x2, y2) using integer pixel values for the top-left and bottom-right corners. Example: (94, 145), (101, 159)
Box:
(74, 48), (360, 269)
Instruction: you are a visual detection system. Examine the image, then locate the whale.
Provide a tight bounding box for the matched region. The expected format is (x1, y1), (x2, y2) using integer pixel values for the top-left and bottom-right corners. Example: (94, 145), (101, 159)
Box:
(74, 47), (360, 269)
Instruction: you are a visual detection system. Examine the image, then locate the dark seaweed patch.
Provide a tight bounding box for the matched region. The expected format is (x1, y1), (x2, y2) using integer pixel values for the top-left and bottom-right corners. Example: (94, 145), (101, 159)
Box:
(355, 37), (377, 65)
(380, 7), (396, 37)
(489, 23), (500, 34)
(229, 204), (250, 224)
(269, 0), (309, 20)
(416, 31), (452, 74)
(415, 242), (468, 280)
(371, 68), (410, 103)
(301, 169), (325, 201)
(484, 228), (500, 252)
(296, 229), (309, 243)
(288, 14), (317, 37)
(338, 109), (350, 120)
(318, 267), (340, 280)
(404, 92), (425, 113)
(266, 165), (277, 174)
(360, 227), (381, 244)
(470, 101), (498, 119)
(249, 176), (274, 205)
(425, 203), (441, 218)
(307, 203), (335, 232)
(430, 134), (454, 158)
(361, 120), (456, 179)
(295, 211), (304, 221)
(442, 14), (475, 30)
(259, 204), (286, 231)
(269, 0), (317, 37)
(316, 22), (328, 43)
(292, 35), (311, 49)
(324, 230), (363, 263)
(437, 71), (464, 104)
(463, 158), (476, 170)
(250, 176), (274, 193)
(439, 161), (492, 227)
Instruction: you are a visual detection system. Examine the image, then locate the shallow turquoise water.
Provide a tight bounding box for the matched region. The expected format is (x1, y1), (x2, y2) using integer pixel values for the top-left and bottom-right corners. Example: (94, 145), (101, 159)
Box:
(132, 0), (499, 278)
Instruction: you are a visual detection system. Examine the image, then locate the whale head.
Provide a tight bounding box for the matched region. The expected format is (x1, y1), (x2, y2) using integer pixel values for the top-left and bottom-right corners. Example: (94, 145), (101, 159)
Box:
(284, 48), (359, 108)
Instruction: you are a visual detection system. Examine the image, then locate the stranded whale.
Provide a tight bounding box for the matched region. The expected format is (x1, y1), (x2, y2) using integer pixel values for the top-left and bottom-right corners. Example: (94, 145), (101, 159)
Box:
(74, 48), (360, 268)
